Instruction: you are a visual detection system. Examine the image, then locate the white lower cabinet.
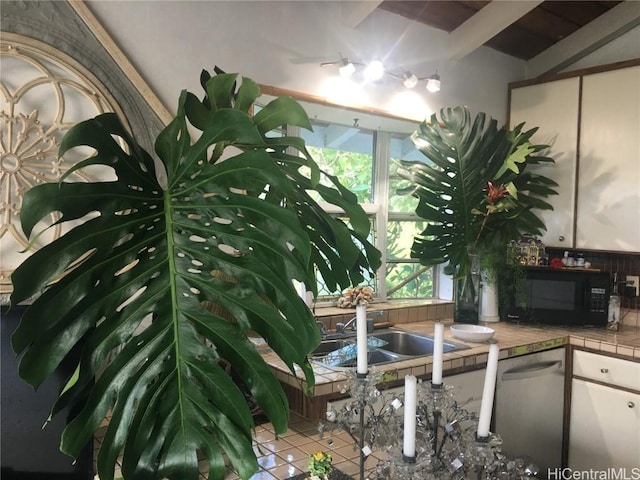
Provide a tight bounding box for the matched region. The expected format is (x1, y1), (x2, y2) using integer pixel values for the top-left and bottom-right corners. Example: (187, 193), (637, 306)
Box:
(569, 351), (640, 469)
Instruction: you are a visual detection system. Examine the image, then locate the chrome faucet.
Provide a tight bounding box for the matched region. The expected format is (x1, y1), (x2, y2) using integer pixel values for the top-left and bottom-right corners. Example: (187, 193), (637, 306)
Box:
(335, 310), (383, 334)
(316, 321), (328, 337)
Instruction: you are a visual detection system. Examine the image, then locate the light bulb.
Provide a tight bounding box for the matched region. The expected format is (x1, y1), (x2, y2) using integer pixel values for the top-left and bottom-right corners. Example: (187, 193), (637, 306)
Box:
(364, 60), (384, 81)
(426, 73), (441, 93)
(402, 71), (418, 89)
(339, 59), (356, 77)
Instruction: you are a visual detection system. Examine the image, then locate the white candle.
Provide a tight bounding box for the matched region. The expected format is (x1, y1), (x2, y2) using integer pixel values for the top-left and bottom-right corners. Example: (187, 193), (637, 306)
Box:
(432, 322), (444, 385)
(477, 343), (500, 438)
(403, 375), (417, 458)
(356, 304), (368, 375)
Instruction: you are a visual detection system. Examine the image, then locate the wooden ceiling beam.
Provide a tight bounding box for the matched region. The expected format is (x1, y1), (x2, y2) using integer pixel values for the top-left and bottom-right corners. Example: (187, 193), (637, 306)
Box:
(448, 0), (544, 60)
(527, 0), (640, 77)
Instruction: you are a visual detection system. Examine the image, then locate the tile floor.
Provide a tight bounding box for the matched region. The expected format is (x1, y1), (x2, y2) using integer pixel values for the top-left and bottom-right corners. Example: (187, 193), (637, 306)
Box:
(95, 411), (385, 480)
(226, 413), (365, 480)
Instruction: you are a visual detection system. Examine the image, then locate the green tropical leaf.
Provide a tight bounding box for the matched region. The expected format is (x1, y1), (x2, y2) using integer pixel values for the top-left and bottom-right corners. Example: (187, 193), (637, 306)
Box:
(398, 106), (558, 277)
(10, 68), (380, 480)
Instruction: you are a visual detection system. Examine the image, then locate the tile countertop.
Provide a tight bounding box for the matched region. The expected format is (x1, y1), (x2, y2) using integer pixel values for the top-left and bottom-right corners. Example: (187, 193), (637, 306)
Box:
(262, 320), (640, 397)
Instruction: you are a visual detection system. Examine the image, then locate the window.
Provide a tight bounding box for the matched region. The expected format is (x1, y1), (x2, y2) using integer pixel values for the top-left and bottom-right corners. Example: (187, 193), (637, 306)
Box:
(296, 116), (436, 302)
(386, 133), (435, 300)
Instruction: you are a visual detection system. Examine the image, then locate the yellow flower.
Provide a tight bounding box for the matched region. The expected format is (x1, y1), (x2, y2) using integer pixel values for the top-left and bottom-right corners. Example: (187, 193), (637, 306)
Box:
(308, 450), (332, 476)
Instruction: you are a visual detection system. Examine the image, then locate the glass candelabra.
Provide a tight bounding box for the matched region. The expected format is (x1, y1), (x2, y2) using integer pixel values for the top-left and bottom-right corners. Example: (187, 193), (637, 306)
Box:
(318, 370), (539, 480)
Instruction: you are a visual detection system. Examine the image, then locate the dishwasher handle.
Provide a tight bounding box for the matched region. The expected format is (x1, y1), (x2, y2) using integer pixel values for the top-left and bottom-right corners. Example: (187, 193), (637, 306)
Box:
(501, 361), (562, 381)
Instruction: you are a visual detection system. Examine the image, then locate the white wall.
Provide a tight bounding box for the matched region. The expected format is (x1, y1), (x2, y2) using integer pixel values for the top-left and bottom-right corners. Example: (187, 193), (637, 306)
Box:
(561, 25), (640, 73)
(85, 0), (526, 124)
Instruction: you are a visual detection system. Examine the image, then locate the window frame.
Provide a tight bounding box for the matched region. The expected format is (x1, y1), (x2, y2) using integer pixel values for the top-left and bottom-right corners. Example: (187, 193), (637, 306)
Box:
(287, 121), (439, 305)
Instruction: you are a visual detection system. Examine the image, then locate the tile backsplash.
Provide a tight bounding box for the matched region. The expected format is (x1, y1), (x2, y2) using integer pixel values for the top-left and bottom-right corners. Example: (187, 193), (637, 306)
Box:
(313, 301), (453, 332)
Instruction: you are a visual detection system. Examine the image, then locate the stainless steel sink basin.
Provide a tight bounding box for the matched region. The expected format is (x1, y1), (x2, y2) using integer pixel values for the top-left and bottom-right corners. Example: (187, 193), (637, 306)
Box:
(368, 330), (465, 357)
(310, 328), (468, 370)
(311, 339), (350, 356)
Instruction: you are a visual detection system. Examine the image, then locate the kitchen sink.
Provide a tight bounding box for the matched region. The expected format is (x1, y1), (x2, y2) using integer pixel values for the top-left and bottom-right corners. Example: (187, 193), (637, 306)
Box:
(310, 328), (468, 370)
(311, 339), (350, 355)
(368, 330), (465, 357)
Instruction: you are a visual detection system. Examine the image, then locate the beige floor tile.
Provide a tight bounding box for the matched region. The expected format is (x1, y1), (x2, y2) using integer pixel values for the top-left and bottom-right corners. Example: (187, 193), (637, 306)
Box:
(291, 456), (311, 472)
(331, 443), (359, 461)
(289, 432), (323, 446)
(319, 432), (349, 448)
(333, 459), (360, 476)
(255, 423), (271, 433)
(293, 421), (321, 434)
(267, 463), (304, 480)
(297, 440), (326, 455)
(256, 452), (280, 470)
(261, 436), (298, 453)
(275, 446), (307, 463)
(248, 471), (277, 480)
(255, 430), (278, 444)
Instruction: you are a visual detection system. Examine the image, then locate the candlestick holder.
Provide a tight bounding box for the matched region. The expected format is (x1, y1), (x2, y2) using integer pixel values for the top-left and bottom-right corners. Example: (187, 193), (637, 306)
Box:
(320, 369), (391, 479)
(319, 373), (539, 480)
(380, 447), (432, 480)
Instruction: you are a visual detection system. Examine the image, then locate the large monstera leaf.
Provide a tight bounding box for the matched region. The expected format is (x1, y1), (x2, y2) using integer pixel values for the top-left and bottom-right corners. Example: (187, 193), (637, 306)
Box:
(10, 70), (380, 480)
(397, 106), (557, 277)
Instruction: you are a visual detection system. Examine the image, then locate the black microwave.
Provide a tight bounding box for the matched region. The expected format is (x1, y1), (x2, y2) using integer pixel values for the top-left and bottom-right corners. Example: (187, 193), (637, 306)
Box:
(502, 267), (611, 326)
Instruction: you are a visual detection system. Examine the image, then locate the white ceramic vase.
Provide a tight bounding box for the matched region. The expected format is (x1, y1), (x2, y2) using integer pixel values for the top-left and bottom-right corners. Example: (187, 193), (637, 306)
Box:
(480, 277), (500, 323)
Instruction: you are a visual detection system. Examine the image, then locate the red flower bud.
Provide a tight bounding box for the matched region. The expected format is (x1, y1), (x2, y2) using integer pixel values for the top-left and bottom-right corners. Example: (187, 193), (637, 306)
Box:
(486, 182), (509, 205)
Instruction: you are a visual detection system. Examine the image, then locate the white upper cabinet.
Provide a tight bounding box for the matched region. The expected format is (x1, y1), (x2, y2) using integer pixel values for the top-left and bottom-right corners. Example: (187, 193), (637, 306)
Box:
(509, 63), (640, 252)
(576, 66), (640, 251)
(510, 77), (580, 247)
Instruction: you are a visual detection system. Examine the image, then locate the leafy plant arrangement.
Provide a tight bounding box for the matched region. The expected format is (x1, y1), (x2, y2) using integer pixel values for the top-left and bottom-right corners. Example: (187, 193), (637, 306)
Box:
(9, 68), (381, 480)
(307, 450), (333, 480)
(397, 106), (557, 316)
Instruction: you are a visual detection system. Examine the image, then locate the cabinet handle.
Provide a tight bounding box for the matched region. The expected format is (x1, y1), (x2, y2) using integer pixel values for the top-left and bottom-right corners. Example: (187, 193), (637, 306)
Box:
(628, 402), (635, 409)
(600, 368), (609, 373)
(558, 236), (565, 242)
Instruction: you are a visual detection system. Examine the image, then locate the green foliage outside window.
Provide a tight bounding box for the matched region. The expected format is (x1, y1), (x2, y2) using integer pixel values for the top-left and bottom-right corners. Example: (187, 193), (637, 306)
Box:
(300, 122), (435, 301)
(305, 146), (373, 204)
(388, 160), (419, 213)
(386, 220), (433, 299)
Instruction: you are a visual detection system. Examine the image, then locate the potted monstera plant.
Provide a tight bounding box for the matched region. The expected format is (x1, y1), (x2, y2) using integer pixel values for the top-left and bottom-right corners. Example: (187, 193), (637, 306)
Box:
(9, 68), (381, 480)
(397, 106), (558, 323)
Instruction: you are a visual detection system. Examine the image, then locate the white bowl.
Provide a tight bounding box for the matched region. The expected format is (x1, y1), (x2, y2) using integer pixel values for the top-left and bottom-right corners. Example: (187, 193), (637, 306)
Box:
(450, 324), (495, 342)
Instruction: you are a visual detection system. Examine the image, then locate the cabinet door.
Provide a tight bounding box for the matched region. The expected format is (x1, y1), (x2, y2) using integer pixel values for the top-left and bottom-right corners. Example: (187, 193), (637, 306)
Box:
(577, 66), (640, 251)
(569, 378), (640, 469)
(510, 78), (580, 247)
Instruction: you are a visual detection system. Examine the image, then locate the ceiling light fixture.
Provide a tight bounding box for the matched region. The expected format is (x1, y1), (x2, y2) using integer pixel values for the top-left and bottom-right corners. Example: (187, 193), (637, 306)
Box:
(402, 71), (418, 89)
(320, 54), (356, 78)
(364, 60), (385, 81)
(338, 57), (356, 78)
(320, 55), (441, 92)
(426, 72), (441, 93)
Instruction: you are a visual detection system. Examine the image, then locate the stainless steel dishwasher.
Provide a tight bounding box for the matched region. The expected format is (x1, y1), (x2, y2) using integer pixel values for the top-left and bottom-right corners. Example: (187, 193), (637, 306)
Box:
(495, 348), (565, 474)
